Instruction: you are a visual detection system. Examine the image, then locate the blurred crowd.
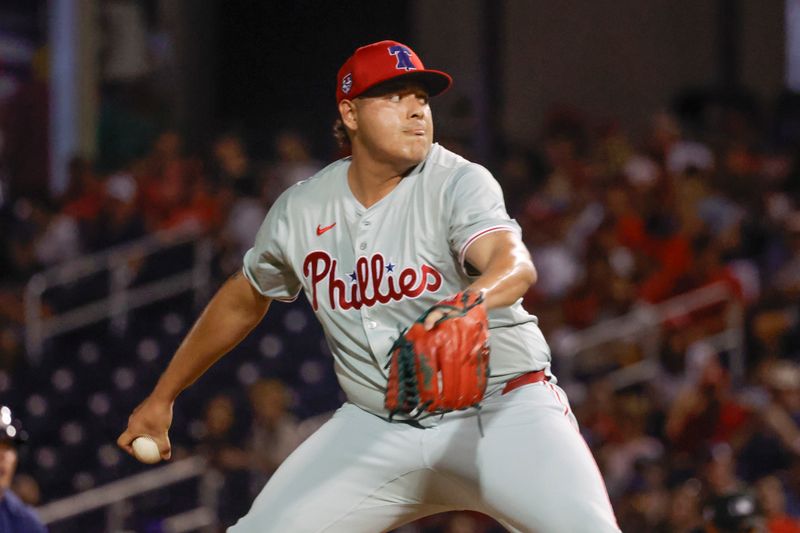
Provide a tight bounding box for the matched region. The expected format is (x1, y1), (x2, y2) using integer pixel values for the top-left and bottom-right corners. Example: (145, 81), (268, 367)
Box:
(482, 90), (800, 532)
(2, 79), (800, 531)
(492, 92), (800, 533)
(0, 124), (322, 362)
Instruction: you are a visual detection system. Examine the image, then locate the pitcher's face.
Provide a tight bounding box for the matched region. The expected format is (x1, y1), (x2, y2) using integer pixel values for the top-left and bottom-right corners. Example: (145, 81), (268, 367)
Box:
(343, 81), (433, 170)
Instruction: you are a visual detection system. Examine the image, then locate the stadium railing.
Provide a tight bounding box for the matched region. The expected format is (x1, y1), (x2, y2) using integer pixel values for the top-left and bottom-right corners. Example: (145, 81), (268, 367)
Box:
(24, 228), (214, 363)
(35, 456), (219, 532)
(552, 281), (744, 390)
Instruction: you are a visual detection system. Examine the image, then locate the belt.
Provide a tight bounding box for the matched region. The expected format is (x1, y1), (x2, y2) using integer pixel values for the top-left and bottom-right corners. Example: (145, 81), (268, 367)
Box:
(502, 370), (548, 395)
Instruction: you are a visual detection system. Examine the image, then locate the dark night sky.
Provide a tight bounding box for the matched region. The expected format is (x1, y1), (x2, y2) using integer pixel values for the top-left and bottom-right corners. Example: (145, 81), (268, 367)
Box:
(215, 1), (411, 157)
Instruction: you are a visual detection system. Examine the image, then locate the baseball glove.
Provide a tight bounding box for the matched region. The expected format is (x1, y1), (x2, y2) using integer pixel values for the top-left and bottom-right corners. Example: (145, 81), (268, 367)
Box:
(385, 290), (490, 419)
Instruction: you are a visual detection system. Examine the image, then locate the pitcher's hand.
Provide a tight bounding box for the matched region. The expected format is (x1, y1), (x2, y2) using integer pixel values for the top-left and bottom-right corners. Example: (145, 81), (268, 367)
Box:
(117, 395), (174, 462)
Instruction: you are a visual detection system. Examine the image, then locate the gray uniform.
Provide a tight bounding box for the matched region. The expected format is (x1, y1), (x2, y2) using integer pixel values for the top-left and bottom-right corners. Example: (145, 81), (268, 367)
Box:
(244, 143), (550, 418)
(234, 143), (620, 532)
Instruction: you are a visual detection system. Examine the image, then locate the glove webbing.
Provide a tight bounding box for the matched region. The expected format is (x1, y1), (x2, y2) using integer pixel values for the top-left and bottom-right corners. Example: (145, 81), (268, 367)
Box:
(416, 290), (484, 327)
(387, 335), (425, 419)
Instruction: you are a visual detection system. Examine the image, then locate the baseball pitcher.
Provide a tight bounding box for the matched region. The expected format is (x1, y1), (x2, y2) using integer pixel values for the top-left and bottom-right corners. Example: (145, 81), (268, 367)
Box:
(118, 40), (620, 533)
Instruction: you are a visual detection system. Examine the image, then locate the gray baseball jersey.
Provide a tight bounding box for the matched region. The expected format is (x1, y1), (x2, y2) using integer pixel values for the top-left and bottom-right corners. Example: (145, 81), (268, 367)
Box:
(243, 143), (552, 420)
(234, 142), (620, 532)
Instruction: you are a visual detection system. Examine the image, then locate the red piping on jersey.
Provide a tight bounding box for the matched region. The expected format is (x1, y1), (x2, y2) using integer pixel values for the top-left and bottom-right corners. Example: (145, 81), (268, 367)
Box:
(458, 226), (516, 270)
(547, 382), (570, 416)
(241, 266), (300, 303)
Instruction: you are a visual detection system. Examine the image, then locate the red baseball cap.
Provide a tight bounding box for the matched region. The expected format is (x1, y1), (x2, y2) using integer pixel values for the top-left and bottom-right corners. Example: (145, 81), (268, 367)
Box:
(336, 40), (452, 103)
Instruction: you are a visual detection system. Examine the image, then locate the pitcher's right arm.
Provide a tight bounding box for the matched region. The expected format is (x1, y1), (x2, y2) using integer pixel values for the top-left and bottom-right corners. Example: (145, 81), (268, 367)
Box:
(117, 271), (271, 460)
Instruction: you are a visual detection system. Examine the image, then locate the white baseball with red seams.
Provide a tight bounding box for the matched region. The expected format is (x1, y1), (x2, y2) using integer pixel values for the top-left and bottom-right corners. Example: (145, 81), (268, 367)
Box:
(231, 143), (621, 532)
(131, 435), (161, 464)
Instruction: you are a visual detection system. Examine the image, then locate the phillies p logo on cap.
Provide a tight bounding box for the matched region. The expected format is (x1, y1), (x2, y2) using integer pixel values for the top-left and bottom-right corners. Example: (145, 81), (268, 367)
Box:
(388, 45), (416, 71)
(335, 40), (452, 103)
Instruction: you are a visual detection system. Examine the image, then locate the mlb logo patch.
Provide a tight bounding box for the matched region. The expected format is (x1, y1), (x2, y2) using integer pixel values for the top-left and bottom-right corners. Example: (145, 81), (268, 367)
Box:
(342, 73), (353, 94)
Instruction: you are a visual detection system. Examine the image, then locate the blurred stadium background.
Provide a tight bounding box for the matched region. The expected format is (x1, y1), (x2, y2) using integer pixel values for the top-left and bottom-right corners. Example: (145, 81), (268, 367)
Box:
(1, 1), (799, 531)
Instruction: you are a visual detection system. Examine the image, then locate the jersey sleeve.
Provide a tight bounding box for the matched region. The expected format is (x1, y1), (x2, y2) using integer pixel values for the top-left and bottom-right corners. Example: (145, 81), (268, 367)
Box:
(242, 192), (302, 301)
(445, 163), (521, 271)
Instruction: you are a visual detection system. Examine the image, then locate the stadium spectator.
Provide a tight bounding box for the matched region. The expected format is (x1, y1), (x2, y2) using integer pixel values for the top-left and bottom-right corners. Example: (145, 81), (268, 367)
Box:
(0, 406), (47, 532)
(195, 394), (251, 530)
(210, 131), (261, 199)
(655, 478), (704, 533)
(211, 131), (268, 271)
(90, 171), (147, 250)
(700, 490), (765, 533)
(773, 211), (800, 298)
(246, 378), (330, 498)
(665, 348), (752, 457)
(262, 130), (322, 203)
(756, 475), (800, 533)
(59, 156), (105, 229)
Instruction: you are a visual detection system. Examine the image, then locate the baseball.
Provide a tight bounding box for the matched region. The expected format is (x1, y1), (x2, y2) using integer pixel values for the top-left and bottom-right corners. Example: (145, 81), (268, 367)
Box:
(131, 436), (161, 464)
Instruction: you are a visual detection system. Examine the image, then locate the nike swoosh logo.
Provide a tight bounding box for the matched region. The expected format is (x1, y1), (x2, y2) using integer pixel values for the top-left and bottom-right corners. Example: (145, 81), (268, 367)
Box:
(316, 222), (336, 236)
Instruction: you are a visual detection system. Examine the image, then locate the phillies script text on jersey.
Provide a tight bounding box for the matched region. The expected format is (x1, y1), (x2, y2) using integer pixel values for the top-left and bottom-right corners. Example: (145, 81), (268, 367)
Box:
(303, 251), (442, 310)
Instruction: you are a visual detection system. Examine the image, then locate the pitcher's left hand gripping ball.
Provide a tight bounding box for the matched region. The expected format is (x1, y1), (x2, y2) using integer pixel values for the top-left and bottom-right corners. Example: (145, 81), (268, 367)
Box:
(385, 290), (490, 418)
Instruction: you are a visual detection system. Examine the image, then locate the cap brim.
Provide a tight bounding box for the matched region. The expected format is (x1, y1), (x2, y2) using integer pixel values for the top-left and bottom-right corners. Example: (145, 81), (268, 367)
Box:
(358, 70), (452, 99)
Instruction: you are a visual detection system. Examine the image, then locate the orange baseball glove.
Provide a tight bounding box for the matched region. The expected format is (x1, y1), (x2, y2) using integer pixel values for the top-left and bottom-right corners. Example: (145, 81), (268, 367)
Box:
(385, 291), (490, 419)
